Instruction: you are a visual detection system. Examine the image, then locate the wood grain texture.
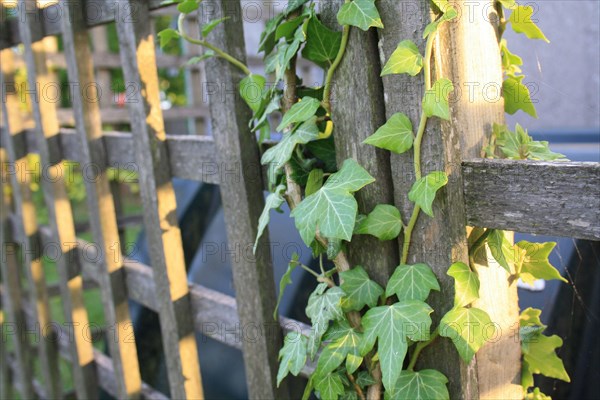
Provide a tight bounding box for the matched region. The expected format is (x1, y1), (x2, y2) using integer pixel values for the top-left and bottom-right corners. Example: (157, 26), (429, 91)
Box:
(0, 49), (62, 399)
(203, 1), (287, 398)
(437, 1), (522, 397)
(17, 1), (98, 396)
(377, 1), (479, 397)
(59, 1), (142, 398)
(321, 0), (398, 286)
(114, 0), (203, 397)
(464, 159), (600, 240)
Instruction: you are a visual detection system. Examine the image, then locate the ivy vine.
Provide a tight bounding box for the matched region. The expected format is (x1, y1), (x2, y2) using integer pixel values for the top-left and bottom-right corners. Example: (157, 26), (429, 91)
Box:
(160, 0), (570, 398)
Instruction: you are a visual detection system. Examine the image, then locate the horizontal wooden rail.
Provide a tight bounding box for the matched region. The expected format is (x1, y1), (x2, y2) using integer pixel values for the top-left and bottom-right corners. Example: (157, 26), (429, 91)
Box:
(5, 127), (598, 240)
(1, 0), (167, 49)
(463, 159), (600, 240)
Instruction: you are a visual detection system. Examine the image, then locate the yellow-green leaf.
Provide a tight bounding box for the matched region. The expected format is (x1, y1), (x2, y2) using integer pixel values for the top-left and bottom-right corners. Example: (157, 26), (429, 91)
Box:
(423, 78), (454, 120)
(337, 0), (383, 31)
(364, 112), (414, 154)
(408, 171), (448, 217)
(509, 5), (549, 43)
(447, 262), (479, 307)
(381, 40), (423, 77)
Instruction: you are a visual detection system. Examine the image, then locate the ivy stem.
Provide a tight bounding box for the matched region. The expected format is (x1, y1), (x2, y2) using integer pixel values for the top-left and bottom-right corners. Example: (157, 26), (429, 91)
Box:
(401, 204), (421, 265)
(322, 7), (351, 113)
(469, 228), (491, 257)
(407, 328), (439, 371)
(401, 32), (436, 265)
(177, 14), (251, 76)
(298, 262), (335, 287)
(347, 372), (366, 400)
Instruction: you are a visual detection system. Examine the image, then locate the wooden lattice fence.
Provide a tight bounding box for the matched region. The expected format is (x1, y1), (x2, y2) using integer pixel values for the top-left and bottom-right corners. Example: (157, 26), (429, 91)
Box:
(0, 1), (598, 399)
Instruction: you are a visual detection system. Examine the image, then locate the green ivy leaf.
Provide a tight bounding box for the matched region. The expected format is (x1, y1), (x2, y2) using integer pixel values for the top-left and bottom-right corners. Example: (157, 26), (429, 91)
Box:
(315, 372), (345, 400)
(277, 97), (321, 131)
(385, 369), (449, 400)
(339, 266), (384, 311)
(520, 307), (544, 329)
(509, 5), (549, 43)
(276, 13), (306, 41)
(503, 75), (538, 118)
(157, 28), (180, 48)
(240, 74), (266, 113)
(354, 204), (402, 241)
(315, 320), (363, 377)
(201, 17), (229, 37)
(498, 0), (517, 9)
(259, 14), (285, 54)
(305, 168), (324, 196)
(262, 117), (319, 175)
(254, 184), (286, 254)
(447, 262), (479, 307)
(306, 283), (346, 358)
(430, 0), (449, 12)
(277, 331), (308, 386)
(386, 263), (440, 302)
(286, 0), (310, 15)
(423, 7), (458, 38)
(381, 40), (423, 76)
(302, 15), (342, 68)
(408, 171), (448, 217)
(291, 159), (375, 245)
(361, 301), (434, 390)
(440, 307), (493, 363)
(486, 229), (514, 272)
(273, 253), (299, 320)
(337, 0), (384, 31)
(522, 333), (570, 383)
(514, 241), (567, 284)
(423, 78), (454, 120)
(525, 388), (552, 400)
(494, 123), (529, 159)
(500, 39), (523, 76)
(177, 0), (198, 14)
(363, 113), (414, 154)
(527, 140), (567, 161)
(356, 371), (377, 388)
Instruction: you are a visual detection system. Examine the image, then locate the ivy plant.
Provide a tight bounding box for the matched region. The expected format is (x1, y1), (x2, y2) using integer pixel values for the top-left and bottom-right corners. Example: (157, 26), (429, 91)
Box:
(159, 0), (571, 398)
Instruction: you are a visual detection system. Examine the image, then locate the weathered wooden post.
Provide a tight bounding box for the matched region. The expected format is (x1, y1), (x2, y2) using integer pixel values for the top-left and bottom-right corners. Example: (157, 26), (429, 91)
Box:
(376, 0), (521, 398)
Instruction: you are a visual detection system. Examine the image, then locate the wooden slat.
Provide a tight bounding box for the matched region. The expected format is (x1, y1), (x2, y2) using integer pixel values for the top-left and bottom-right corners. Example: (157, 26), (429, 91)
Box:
(206, 0), (289, 399)
(0, 49), (63, 399)
(114, 1), (203, 397)
(464, 159), (600, 240)
(59, 1), (143, 398)
(17, 1), (98, 397)
(377, 1), (478, 397)
(439, 3), (522, 397)
(322, 0), (398, 285)
(0, 150), (35, 399)
(0, 283), (11, 400)
(204, 1), (287, 398)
